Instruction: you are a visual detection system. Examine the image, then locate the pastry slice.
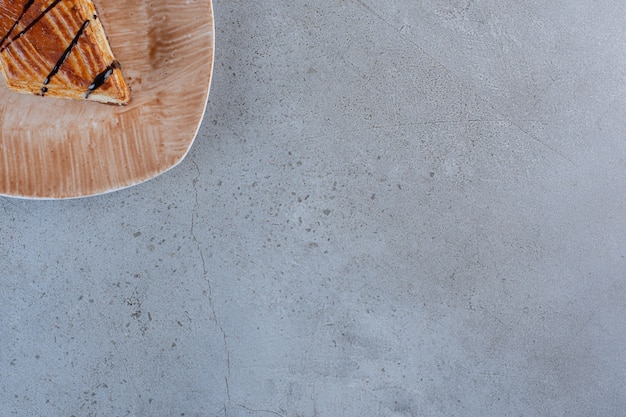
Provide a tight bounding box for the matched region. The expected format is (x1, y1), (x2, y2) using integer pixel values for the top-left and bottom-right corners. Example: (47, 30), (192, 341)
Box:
(0, 0), (131, 104)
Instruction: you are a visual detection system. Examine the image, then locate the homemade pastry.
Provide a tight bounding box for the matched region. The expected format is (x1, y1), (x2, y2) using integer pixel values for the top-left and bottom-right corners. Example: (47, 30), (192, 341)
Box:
(0, 0), (131, 104)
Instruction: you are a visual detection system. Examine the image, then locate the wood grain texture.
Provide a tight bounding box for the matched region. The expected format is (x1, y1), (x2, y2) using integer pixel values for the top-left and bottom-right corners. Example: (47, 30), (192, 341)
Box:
(0, 0), (214, 199)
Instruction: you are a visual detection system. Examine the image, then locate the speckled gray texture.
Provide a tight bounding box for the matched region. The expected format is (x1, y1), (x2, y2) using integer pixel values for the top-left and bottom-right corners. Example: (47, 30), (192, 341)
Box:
(2, 1), (626, 416)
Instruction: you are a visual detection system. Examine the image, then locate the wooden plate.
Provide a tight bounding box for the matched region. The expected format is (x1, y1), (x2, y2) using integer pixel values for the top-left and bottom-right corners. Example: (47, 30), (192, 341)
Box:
(0, 0), (215, 199)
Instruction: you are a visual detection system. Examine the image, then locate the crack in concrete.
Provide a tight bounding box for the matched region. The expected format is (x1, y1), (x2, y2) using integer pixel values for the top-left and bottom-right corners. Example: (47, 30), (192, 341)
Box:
(235, 403), (285, 417)
(190, 160), (232, 406)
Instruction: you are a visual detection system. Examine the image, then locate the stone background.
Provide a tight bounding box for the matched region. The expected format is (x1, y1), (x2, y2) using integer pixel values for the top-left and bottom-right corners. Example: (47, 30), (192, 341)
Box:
(1, 1), (625, 416)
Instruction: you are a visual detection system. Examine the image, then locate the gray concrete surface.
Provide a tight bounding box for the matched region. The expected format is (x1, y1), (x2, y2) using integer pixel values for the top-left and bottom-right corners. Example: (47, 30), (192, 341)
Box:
(2, 0), (626, 415)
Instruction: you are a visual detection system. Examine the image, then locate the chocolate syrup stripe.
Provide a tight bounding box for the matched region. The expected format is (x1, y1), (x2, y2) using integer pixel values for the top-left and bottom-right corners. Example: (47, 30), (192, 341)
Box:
(41, 19), (89, 95)
(0, 0), (35, 50)
(0, 0), (62, 53)
(86, 60), (120, 98)
(1, 0), (119, 97)
(43, 23), (120, 97)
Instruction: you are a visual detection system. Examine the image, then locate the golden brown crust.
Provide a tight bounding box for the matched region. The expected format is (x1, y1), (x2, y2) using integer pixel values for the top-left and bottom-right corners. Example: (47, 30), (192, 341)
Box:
(0, 0), (131, 104)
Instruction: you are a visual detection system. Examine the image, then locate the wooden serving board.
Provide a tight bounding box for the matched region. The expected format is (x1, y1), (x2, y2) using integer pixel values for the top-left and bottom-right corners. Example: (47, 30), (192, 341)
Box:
(0, 0), (214, 199)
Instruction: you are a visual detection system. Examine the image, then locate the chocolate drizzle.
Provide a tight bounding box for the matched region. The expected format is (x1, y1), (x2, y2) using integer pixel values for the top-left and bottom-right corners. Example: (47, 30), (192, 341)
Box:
(85, 60), (120, 98)
(41, 19), (90, 95)
(0, 0), (129, 104)
(0, 0), (35, 50)
(0, 0), (63, 53)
